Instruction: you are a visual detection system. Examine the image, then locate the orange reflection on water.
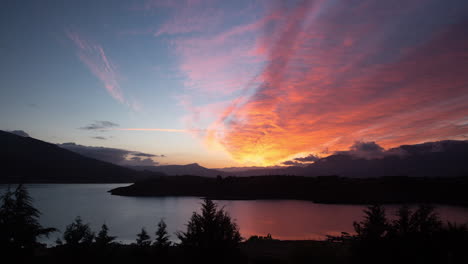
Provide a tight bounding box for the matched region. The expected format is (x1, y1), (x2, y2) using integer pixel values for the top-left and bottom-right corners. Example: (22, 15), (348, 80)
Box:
(217, 200), (468, 240)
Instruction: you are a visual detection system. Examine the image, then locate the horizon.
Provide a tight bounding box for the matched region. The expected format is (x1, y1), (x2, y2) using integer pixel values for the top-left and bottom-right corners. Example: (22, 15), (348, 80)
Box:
(1, 0), (468, 169)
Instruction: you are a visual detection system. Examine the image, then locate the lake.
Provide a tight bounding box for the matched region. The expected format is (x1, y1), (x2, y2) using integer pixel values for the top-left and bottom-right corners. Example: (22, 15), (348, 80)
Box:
(1, 184), (468, 244)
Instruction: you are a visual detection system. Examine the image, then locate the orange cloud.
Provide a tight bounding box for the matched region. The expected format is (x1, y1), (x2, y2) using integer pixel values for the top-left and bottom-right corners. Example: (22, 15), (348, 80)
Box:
(206, 1), (468, 165)
(153, 0), (468, 165)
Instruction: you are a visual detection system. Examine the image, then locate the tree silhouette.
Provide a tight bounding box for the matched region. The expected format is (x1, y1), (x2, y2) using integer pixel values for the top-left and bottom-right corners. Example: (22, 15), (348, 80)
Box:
(350, 204), (468, 264)
(177, 198), (242, 263)
(353, 204), (388, 241)
(392, 205), (411, 236)
(410, 204), (442, 234)
(352, 205), (390, 263)
(154, 219), (170, 248)
(0, 185), (56, 255)
(95, 224), (116, 247)
(63, 216), (95, 247)
(136, 227), (151, 247)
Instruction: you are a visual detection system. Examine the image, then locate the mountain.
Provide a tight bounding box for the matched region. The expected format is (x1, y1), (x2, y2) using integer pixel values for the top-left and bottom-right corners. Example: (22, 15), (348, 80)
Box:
(0, 130), (161, 183)
(130, 163), (226, 177)
(2, 129), (467, 181)
(234, 140), (468, 177)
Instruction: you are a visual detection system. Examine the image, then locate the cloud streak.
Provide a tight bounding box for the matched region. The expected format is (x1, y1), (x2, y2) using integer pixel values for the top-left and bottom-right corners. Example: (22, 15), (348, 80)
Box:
(67, 30), (142, 111)
(80, 121), (119, 131)
(58, 142), (164, 166)
(67, 30), (124, 102)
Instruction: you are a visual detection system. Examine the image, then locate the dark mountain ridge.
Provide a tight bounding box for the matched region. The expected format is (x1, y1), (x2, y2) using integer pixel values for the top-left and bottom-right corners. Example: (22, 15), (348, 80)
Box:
(0, 130), (162, 183)
(2, 129), (467, 182)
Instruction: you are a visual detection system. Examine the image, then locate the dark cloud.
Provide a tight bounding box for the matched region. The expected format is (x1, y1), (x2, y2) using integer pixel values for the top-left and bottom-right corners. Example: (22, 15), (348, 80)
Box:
(335, 141), (384, 159)
(132, 152), (156, 158)
(92, 136), (107, 140)
(282, 153), (320, 166)
(126, 157), (158, 166)
(350, 141), (384, 153)
(282, 160), (304, 166)
(80, 121), (119, 130)
(7, 130), (30, 137)
(294, 154), (320, 162)
(58, 143), (164, 166)
(337, 141), (408, 159)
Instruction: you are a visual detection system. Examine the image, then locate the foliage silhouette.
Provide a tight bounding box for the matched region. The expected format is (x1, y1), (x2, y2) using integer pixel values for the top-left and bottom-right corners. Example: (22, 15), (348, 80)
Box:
(353, 204), (389, 241)
(177, 198), (243, 263)
(350, 204), (468, 264)
(95, 224), (116, 247)
(246, 233), (277, 242)
(63, 216), (95, 247)
(154, 219), (170, 248)
(0, 184), (56, 256)
(136, 227), (151, 247)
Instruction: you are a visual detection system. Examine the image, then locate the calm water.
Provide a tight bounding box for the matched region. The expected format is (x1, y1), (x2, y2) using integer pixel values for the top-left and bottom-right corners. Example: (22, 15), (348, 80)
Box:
(1, 184), (468, 244)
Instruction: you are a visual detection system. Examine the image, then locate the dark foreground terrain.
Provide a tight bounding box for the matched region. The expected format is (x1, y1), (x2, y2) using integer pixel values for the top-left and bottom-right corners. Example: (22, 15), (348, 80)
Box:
(2, 185), (468, 264)
(110, 175), (468, 206)
(29, 239), (351, 264)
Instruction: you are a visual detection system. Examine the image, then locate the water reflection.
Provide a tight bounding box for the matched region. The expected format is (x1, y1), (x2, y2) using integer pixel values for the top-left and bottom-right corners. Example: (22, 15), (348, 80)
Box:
(1, 184), (467, 243)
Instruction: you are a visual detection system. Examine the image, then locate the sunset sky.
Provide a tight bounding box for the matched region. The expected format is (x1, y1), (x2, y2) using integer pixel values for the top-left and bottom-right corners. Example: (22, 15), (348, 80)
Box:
(1, 0), (468, 168)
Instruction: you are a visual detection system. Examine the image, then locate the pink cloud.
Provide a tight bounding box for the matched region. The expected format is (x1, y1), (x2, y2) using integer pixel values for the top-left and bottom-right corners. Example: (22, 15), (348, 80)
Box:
(67, 30), (124, 102)
(148, 0), (468, 165)
(206, 1), (468, 165)
(67, 30), (142, 111)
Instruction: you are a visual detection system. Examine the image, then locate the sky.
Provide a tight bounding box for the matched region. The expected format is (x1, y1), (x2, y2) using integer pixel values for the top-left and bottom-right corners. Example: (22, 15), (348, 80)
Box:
(1, 0), (468, 168)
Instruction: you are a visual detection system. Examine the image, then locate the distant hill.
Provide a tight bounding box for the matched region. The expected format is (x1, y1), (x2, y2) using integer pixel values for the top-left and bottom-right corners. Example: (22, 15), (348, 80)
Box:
(0, 130), (162, 183)
(130, 163), (226, 177)
(110, 175), (468, 206)
(234, 140), (468, 177)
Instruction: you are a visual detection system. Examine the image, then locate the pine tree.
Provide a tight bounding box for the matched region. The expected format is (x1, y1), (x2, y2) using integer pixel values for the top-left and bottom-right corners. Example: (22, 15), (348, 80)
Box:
(154, 219), (170, 247)
(177, 198), (242, 249)
(177, 199), (242, 263)
(95, 224), (116, 246)
(353, 204), (389, 241)
(0, 185), (56, 253)
(136, 228), (151, 247)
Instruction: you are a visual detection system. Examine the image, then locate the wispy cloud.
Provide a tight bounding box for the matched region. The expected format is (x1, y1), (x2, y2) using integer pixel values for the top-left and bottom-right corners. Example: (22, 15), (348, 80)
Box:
(80, 121), (119, 131)
(91, 136), (107, 140)
(66, 30), (142, 111)
(58, 142), (164, 166)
